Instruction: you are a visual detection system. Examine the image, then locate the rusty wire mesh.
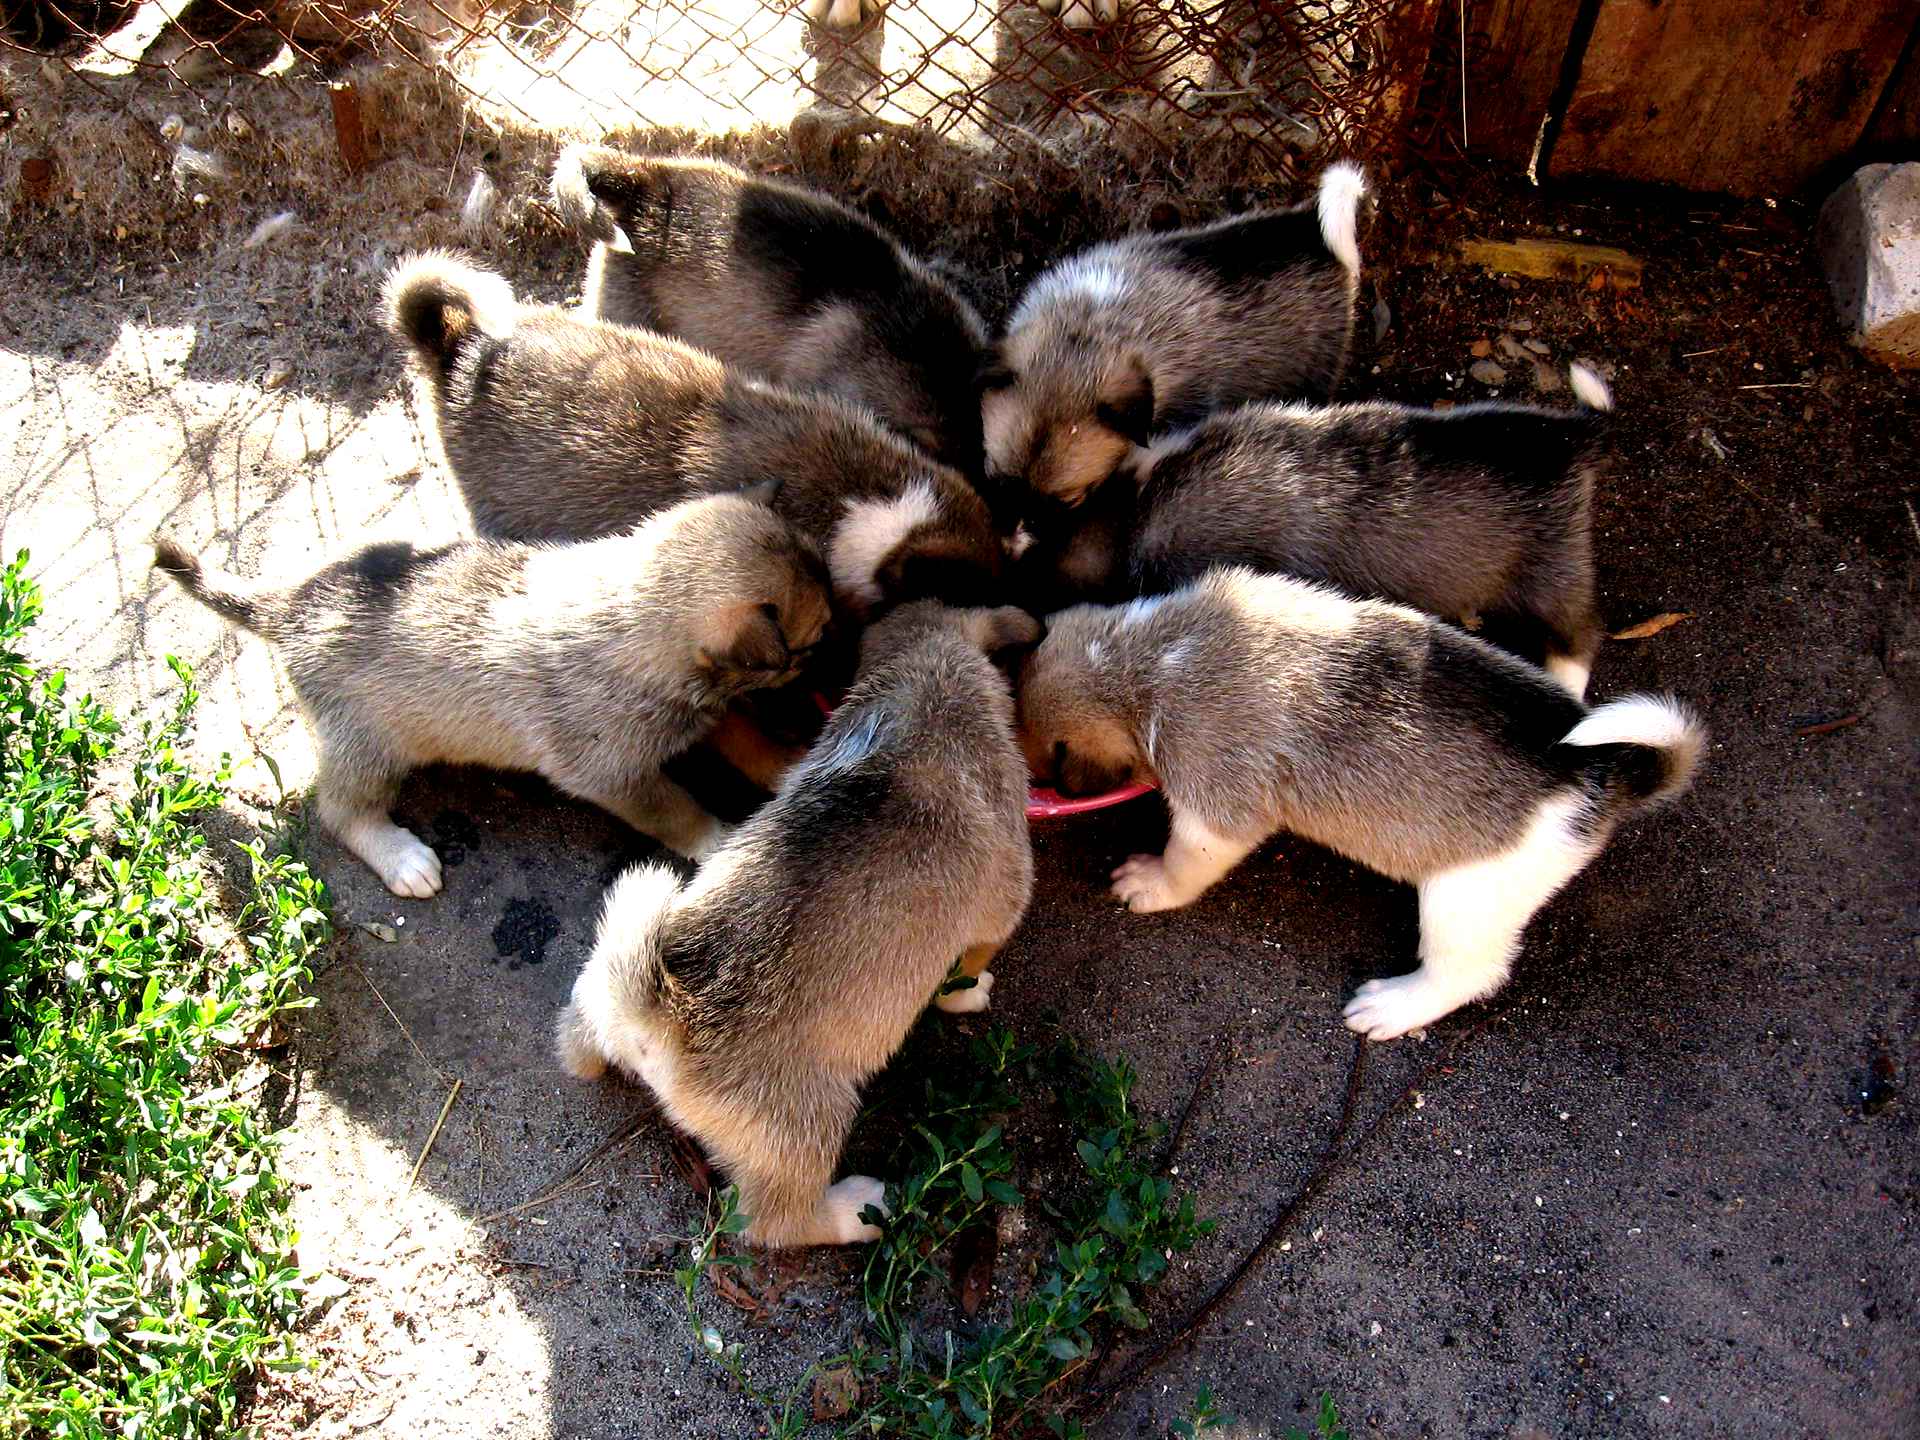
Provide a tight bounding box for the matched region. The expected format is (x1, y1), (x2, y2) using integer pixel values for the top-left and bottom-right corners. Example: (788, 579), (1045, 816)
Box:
(5, 1), (1449, 184)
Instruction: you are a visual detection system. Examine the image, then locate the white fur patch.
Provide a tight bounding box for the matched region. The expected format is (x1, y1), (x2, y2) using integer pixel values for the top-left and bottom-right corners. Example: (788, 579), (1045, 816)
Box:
(829, 482), (941, 612)
(1316, 161), (1367, 275)
(1033, 256), (1131, 311)
(1159, 638), (1194, 672)
(1084, 640), (1107, 666)
(1569, 362), (1614, 413)
(1562, 694), (1696, 752)
(1119, 593), (1167, 627)
(1544, 653), (1591, 700)
(1345, 793), (1597, 1040)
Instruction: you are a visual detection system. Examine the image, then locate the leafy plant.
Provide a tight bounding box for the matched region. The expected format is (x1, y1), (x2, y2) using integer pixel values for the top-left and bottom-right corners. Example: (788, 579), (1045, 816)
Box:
(1283, 1394), (1349, 1440)
(0, 552), (331, 1438)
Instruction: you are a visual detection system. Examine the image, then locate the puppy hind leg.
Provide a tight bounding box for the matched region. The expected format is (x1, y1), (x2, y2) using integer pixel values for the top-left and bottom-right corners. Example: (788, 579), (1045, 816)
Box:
(1111, 806), (1261, 914)
(719, 1110), (885, 1249)
(935, 941), (1000, 1015)
(313, 739), (442, 899)
(1344, 795), (1600, 1041)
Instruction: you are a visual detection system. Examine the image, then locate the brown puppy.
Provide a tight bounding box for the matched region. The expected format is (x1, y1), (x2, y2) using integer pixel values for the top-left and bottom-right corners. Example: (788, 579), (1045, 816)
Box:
(984, 162), (1366, 517)
(556, 602), (1039, 1249)
(1032, 365), (1615, 696)
(1017, 568), (1705, 1040)
(152, 494), (832, 896)
(551, 148), (994, 477)
(384, 252), (1002, 619)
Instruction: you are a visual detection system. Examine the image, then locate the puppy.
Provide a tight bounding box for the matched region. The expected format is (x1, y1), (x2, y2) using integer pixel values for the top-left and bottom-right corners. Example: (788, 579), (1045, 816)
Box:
(1055, 365), (1614, 696)
(556, 601), (1040, 1248)
(550, 148), (994, 477)
(984, 161), (1366, 515)
(384, 252), (1002, 620)
(1017, 568), (1705, 1040)
(152, 495), (832, 897)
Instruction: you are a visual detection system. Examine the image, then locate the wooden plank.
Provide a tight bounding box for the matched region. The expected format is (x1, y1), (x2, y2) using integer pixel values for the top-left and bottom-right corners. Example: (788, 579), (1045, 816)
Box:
(1553, 0), (1920, 196)
(1459, 0), (1588, 165)
(1862, 28), (1920, 150)
(1445, 236), (1644, 288)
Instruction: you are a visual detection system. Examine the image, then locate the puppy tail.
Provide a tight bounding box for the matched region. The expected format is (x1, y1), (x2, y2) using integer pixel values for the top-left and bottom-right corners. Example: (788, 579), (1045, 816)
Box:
(1558, 694), (1706, 810)
(1569, 362), (1614, 413)
(151, 537), (284, 638)
(382, 251), (517, 386)
(1315, 161), (1367, 275)
(550, 143), (662, 240)
(556, 862), (686, 1082)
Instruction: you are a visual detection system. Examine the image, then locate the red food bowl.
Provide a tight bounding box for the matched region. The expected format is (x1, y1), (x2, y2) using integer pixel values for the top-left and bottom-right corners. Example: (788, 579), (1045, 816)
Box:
(1025, 780), (1156, 820)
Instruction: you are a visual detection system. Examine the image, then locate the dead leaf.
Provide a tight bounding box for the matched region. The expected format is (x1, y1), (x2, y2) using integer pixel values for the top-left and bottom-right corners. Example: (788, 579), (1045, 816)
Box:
(1610, 612), (1692, 641)
(357, 921), (398, 943)
(951, 1222), (999, 1317)
(1794, 714), (1860, 738)
(812, 1367), (860, 1422)
(708, 1261), (772, 1324)
(1469, 338), (1493, 358)
(668, 1128), (716, 1198)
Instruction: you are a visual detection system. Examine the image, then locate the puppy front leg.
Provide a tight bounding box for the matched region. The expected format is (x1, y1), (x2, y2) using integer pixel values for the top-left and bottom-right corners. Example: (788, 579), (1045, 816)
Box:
(935, 942), (999, 1015)
(314, 746), (442, 899)
(1111, 806), (1260, 913)
(705, 707), (806, 792)
(584, 772), (731, 861)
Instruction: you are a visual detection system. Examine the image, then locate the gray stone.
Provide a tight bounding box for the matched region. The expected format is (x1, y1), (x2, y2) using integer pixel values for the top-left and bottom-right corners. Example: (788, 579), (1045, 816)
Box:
(1816, 162), (1920, 368)
(1468, 359), (1507, 385)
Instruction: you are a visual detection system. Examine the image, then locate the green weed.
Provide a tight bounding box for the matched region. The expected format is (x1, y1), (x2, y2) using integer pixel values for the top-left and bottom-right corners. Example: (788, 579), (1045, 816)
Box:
(0, 552), (331, 1438)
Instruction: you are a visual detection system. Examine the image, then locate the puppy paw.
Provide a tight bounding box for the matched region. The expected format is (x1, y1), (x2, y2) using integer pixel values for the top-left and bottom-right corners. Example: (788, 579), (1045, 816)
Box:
(935, 970), (994, 1015)
(375, 828), (444, 899)
(1110, 853), (1182, 913)
(802, 0), (875, 27)
(1036, 0), (1126, 27)
(825, 1175), (888, 1244)
(680, 821), (734, 863)
(1343, 974), (1460, 1042)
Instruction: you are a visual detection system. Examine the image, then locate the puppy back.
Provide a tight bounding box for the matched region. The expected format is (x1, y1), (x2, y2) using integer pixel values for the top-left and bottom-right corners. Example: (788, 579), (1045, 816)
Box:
(383, 251), (517, 388)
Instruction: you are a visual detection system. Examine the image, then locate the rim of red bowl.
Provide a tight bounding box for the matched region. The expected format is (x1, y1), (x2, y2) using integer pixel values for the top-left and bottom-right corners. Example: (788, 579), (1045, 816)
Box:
(807, 692), (1153, 819)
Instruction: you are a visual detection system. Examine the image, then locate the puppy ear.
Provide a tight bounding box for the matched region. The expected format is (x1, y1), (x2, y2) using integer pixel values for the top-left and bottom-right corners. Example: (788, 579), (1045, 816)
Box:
(696, 602), (787, 677)
(965, 605), (1045, 656)
(1095, 356), (1154, 446)
(736, 476), (784, 508)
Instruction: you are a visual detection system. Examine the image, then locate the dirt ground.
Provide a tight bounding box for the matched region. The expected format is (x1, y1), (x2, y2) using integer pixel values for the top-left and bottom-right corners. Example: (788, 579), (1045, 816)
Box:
(2, 60), (1917, 1440)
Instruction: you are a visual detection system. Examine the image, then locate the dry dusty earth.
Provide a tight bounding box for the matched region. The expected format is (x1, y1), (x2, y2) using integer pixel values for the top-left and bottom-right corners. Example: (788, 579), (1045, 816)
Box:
(2, 65), (1917, 1440)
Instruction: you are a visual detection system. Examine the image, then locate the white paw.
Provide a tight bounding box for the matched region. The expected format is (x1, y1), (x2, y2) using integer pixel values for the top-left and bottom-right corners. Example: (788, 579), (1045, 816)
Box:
(1343, 974), (1462, 1042)
(679, 821), (733, 863)
(375, 828), (443, 899)
(1110, 853), (1182, 913)
(802, 0), (874, 28)
(935, 970), (994, 1015)
(825, 1175), (888, 1244)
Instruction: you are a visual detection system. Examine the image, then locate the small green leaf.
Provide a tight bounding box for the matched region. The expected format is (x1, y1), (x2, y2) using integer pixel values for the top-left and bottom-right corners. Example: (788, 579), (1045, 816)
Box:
(960, 1164), (983, 1204)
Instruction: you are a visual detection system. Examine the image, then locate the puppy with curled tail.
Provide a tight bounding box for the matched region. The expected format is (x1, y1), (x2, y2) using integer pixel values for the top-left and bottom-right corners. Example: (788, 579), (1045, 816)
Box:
(1016, 567), (1705, 1040)
(152, 493), (832, 897)
(384, 250), (1003, 621)
(550, 147), (994, 478)
(984, 161), (1368, 520)
(1032, 363), (1615, 695)
(557, 601), (1039, 1249)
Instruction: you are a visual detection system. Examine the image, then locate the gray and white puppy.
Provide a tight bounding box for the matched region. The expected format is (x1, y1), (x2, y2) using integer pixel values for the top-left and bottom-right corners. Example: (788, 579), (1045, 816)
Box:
(551, 148), (994, 478)
(384, 252), (1002, 619)
(1016, 568), (1705, 1040)
(556, 601), (1040, 1249)
(1046, 365), (1615, 696)
(984, 162), (1367, 515)
(152, 494), (833, 897)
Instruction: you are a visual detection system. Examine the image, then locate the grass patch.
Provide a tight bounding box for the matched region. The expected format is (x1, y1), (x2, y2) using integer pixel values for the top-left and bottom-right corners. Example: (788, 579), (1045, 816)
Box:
(677, 1029), (1217, 1437)
(0, 553), (332, 1438)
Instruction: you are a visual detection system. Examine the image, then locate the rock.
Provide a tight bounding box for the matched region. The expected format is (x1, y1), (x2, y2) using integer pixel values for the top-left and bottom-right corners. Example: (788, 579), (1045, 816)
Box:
(1469, 338), (1493, 358)
(1496, 334), (1530, 361)
(1816, 163), (1920, 368)
(1524, 338), (1551, 355)
(1468, 359), (1507, 386)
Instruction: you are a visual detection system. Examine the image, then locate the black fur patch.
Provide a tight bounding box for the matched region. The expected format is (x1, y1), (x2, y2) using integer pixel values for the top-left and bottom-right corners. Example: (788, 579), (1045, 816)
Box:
(1419, 626), (1587, 763)
(1402, 405), (1605, 495)
(735, 186), (905, 307)
(1157, 205), (1331, 290)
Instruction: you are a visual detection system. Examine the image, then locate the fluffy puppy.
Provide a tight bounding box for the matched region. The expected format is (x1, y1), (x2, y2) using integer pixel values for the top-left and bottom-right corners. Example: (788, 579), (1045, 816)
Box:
(556, 601), (1040, 1249)
(1017, 568), (1705, 1040)
(152, 495), (832, 897)
(1057, 365), (1614, 696)
(384, 252), (1001, 619)
(984, 162), (1367, 514)
(551, 148), (994, 477)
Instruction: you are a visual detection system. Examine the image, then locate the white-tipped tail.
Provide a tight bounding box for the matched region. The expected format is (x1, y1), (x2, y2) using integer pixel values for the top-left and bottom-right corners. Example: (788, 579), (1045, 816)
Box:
(1316, 161), (1367, 275)
(382, 250), (518, 354)
(1569, 362), (1614, 413)
(1562, 693), (1705, 803)
(557, 862), (686, 1081)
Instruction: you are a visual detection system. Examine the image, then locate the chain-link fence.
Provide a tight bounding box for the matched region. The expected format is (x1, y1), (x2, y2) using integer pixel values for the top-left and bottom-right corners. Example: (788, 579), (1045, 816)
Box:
(6, 1), (1449, 184)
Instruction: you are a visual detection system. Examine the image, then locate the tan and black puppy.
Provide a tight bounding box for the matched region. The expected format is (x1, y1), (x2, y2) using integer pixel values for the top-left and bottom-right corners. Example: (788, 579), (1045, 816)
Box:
(556, 601), (1040, 1249)
(551, 148), (994, 477)
(1017, 568), (1705, 1041)
(1044, 365), (1614, 696)
(152, 494), (832, 897)
(984, 162), (1366, 516)
(384, 252), (1002, 619)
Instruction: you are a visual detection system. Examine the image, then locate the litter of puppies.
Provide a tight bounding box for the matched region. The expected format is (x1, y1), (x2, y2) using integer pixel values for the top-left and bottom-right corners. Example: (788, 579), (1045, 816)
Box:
(152, 150), (1704, 1249)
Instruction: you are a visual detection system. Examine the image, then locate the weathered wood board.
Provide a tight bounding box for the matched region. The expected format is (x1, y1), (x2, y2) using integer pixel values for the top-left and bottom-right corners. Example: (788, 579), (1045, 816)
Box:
(1460, 0), (1587, 165)
(1863, 31), (1920, 150)
(1551, 0), (1920, 196)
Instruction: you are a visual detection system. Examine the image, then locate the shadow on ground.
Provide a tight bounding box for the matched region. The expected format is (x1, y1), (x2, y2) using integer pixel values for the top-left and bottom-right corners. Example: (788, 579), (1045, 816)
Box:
(2, 159), (1914, 1440)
